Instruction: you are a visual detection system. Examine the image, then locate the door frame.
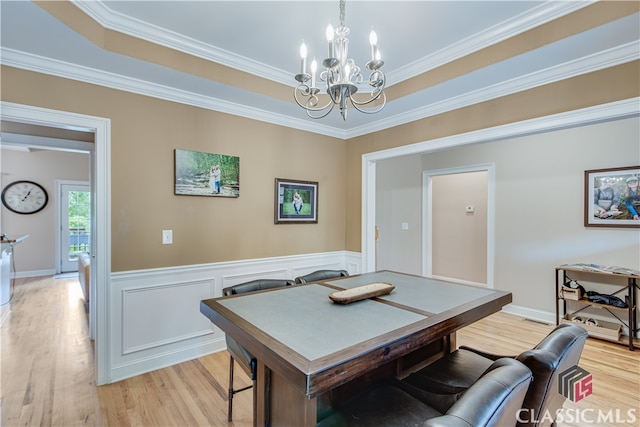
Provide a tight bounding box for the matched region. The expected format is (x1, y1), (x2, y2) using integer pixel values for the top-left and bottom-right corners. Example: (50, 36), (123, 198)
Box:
(1, 101), (111, 386)
(422, 164), (495, 286)
(56, 180), (91, 274)
(361, 99), (637, 274)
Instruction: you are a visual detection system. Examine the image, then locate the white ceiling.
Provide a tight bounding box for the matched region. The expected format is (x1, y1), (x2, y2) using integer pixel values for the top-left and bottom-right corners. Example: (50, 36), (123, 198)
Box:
(1, 1), (638, 138)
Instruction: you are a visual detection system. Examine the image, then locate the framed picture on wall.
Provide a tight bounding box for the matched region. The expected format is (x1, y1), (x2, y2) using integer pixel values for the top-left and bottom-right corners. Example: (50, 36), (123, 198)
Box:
(174, 149), (240, 198)
(585, 165), (640, 228)
(274, 178), (318, 224)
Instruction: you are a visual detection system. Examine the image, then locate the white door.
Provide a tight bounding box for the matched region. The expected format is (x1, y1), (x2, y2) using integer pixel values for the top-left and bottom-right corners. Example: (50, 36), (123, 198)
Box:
(59, 182), (91, 273)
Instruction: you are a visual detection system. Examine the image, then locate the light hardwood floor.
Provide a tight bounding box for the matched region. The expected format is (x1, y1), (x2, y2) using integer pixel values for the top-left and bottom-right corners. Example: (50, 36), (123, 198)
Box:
(1, 276), (638, 426)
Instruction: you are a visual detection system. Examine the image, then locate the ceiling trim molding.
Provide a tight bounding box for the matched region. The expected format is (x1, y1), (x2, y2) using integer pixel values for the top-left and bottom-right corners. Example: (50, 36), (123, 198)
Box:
(0, 132), (94, 153)
(388, 0), (594, 85)
(72, 0), (592, 88)
(364, 97), (640, 161)
(0, 47), (344, 139)
(2, 40), (637, 140)
(347, 41), (640, 138)
(72, 0), (293, 87)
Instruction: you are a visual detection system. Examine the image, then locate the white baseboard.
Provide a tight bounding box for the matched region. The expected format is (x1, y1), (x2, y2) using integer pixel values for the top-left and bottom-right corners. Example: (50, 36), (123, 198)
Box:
(502, 304), (556, 325)
(110, 335), (226, 383)
(13, 269), (56, 279)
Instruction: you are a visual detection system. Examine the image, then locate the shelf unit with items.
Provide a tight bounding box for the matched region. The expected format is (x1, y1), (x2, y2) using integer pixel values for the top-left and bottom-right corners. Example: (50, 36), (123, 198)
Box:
(555, 264), (639, 351)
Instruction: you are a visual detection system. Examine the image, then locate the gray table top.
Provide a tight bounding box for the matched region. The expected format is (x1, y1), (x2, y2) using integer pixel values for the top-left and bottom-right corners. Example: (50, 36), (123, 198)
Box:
(216, 271), (495, 360)
(325, 271), (494, 314)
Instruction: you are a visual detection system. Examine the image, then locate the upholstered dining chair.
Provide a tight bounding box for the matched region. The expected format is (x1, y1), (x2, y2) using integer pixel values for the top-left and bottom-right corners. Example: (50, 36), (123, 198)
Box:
(221, 279), (295, 422)
(294, 269), (349, 284)
(316, 357), (533, 427)
(401, 323), (588, 427)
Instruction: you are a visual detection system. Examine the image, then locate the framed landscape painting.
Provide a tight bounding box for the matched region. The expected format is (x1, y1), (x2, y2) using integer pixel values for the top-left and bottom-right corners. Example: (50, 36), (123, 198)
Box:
(174, 149), (240, 198)
(274, 178), (318, 224)
(585, 165), (640, 228)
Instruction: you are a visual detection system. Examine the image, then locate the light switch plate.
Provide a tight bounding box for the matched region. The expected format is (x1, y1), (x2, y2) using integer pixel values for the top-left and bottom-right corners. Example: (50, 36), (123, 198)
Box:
(162, 230), (173, 244)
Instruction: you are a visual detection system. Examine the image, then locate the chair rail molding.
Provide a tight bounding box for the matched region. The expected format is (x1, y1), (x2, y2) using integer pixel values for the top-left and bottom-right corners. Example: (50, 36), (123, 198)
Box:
(108, 250), (360, 382)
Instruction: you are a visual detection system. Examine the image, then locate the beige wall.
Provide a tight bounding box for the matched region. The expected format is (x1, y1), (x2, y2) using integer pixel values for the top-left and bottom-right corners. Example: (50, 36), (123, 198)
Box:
(431, 171), (488, 283)
(1, 59), (638, 274)
(345, 61), (640, 251)
(385, 117), (639, 314)
(375, 155), (423, 275)
(1, 67), (346, 272)
(0, 149), (90, 272)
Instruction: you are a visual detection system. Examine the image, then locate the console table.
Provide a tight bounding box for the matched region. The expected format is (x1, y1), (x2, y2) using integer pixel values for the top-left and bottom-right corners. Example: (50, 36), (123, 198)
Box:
(555, 264), (639, 351)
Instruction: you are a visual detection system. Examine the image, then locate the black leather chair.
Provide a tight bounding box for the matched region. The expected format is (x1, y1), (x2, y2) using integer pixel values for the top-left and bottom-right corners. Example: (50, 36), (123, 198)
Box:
(221, 279), (295, 422)
(402, 323), (588, 426)
(316, 358), (533, 427)
(294, 269), (349, 284)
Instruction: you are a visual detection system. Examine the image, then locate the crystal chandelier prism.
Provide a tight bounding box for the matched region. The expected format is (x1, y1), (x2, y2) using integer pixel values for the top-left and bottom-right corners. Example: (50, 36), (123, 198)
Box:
(294, 0), (386, 120)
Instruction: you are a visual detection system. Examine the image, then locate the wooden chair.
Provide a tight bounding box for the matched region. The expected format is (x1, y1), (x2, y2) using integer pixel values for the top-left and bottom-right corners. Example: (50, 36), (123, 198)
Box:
(294, 269), (348, 284)
(221, 279), (295, 422)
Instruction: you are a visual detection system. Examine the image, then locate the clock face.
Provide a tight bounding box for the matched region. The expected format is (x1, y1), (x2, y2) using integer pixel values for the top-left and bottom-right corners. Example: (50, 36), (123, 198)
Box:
(1, 181), (49, 215)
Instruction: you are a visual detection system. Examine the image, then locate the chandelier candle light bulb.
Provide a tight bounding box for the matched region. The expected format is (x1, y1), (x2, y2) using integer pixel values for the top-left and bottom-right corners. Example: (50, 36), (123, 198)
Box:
(326, 24), (335, 58)
(369, 30), (377, 61)
(293, 0), (386, 120)
(299, 42), (307, 74)
(311, 58), (317, 88)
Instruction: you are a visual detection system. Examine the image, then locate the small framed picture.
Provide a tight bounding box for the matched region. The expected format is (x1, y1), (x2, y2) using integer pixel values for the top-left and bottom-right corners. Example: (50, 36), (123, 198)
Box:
(174, 149), (240, 198)
(585, 166), (640, 228)
(275, 178), (318, 224)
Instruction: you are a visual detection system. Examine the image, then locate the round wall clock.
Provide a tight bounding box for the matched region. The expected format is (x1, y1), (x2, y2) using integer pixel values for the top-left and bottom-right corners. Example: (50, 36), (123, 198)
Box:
(1, 180), (49, 214)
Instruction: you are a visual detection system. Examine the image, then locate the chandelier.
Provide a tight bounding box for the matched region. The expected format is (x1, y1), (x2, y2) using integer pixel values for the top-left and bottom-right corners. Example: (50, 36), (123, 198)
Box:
(294, 0), (386, 120)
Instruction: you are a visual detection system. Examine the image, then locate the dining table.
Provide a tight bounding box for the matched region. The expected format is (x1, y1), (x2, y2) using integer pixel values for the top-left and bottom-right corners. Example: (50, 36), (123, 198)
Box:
(200, 270), (512, 426)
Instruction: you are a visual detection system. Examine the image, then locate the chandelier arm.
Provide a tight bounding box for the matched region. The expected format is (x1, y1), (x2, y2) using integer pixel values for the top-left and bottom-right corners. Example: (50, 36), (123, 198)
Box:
(350, 92), (387, 114)
(306, 104), (337, 120)
(349, 89), (384, 107)
(293, 87), (337, 119)
(292, 0), (386, 120)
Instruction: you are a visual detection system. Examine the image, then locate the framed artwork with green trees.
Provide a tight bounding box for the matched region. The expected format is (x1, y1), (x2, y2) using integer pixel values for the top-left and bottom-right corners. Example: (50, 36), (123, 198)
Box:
(275, 178), (318, 224)
(174, 149), (240, 198)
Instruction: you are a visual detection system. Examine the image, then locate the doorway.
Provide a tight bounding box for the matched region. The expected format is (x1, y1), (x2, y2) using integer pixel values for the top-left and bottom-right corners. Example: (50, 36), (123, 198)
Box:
(1, 101), (111, 385)
(423, 165), (494, 287)
(58, 181), (91, 273)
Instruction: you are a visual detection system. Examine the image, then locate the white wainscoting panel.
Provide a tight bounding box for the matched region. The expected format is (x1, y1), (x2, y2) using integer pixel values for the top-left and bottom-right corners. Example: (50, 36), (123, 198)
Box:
(108, 251), (361, 382)
(122, 279), (216, 354)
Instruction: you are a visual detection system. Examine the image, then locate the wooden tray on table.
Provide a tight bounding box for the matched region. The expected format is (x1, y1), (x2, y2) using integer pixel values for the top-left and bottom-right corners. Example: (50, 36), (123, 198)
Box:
(329, 282), (395, 304)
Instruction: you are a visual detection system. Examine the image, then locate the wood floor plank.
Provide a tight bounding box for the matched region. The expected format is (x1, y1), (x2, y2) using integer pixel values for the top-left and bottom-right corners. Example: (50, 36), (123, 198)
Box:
(1, 276), (638, 426)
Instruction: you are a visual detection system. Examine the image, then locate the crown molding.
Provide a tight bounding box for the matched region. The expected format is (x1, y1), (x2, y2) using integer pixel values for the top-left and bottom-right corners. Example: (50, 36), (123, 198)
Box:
(388, 0), (594, 85)
(0, 47), (344, 138)
(72, 0), (593, 89)
(0, 132), (94, 153)
(347, 41), (640, 138)
(72, 0), (293, 87)
(2, 39), (637, 140)
(364, 97), (640, 161)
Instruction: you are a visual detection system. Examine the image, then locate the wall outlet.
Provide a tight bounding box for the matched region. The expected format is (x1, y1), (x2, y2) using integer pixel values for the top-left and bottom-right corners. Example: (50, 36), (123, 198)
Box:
(465, 205), (475, 213)
(401, 223), (409, 230)
(162, 230), (173, 245)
